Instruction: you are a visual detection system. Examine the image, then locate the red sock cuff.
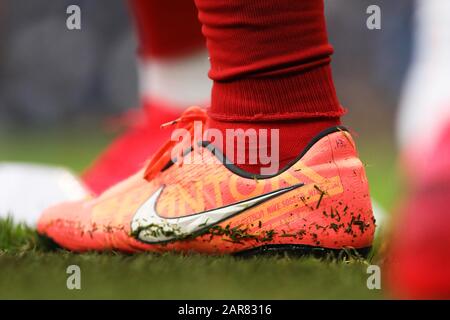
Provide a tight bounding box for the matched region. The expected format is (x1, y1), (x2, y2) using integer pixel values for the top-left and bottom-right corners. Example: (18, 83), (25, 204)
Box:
(209, 64), (345, 121)
(196, 0), (344, 121)
(128, 0), (205, 59)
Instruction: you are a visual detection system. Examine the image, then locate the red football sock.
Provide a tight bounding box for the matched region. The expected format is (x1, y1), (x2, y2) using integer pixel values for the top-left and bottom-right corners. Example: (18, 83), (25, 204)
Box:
(128, 0), (205, 59)
(195, 0), (345, 174)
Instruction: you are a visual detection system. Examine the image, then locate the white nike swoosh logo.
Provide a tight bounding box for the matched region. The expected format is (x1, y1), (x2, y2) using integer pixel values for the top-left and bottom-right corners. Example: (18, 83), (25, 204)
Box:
(131, 183), (303, 244)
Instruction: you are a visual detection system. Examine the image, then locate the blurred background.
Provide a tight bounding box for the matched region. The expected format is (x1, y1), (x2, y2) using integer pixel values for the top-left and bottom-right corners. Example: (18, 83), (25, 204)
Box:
(0, 0), (138, 126)
(0, 0), (413, 210)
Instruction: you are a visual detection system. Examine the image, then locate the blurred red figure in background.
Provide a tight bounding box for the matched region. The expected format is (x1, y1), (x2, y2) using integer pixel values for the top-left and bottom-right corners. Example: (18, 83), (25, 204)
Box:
(388, 0), (450, 299)
(388, 122), (450, 299)
(82, 0), (211, 194)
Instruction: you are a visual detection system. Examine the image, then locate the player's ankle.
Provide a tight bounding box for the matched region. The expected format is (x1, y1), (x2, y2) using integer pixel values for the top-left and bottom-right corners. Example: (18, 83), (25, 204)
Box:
(208, 65), (343, 122)
(206, 116), (341, 175)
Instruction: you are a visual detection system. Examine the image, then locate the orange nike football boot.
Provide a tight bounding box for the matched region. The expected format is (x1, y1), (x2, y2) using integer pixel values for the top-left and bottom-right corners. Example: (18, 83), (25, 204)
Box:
(38, 107), (375, 255)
